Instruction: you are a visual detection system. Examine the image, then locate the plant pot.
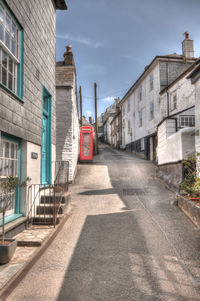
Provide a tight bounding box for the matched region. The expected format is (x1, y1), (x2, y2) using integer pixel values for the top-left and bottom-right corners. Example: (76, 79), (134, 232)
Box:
(0, 238), (17, 264)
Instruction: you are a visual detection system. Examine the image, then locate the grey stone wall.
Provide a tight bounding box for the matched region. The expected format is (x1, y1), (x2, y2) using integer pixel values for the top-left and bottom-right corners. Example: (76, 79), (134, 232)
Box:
(0, 0), (56, 146)
(159, 61), (193, 91)
(157, 162), (183, 191)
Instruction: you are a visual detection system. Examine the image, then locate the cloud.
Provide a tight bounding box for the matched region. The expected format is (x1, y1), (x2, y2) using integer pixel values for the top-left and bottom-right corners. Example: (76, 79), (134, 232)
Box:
(87, 111), (92, 117)
(101, 96), (116, 103)
(57, 33), (104, 48)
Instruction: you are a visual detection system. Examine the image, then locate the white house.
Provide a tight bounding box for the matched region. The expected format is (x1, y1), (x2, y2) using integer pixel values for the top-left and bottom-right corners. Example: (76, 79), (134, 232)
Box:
(120, 33), (196, 161)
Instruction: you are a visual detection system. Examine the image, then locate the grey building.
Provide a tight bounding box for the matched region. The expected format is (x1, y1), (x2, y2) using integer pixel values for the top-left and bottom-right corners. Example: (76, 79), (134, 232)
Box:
(56, 46), (79, 183)
(0, 0), (67, 232)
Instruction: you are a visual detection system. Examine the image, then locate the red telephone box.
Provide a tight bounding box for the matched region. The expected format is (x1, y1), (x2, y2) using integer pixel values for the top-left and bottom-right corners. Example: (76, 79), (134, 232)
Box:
(80, 126), (93, 161)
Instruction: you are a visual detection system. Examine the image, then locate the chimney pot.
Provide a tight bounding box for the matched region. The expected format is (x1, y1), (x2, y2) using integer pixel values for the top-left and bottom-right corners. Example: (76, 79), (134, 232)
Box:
(184, 32), (189, 39)
(66, 45), (72, 53)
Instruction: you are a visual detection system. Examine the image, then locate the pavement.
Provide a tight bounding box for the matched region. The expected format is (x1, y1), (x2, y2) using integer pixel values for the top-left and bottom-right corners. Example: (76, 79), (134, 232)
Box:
(2, 143), (200, 300)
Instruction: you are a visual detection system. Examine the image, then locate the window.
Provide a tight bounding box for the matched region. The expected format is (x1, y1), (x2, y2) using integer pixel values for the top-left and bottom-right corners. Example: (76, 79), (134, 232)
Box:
(180, 115), (195, 127)
(127, 99), (130, 112)
(0, 137), (19, 215)
(171, 95), (177, 111)
(150, 101), (154, 120)
(122, 105), (125, 116)
(138, 85), (142, 101)
(150, 73), (154, 91)
(140, 138), (144, 151)
(128, 120), (130, 134)
(0, 1), (23, 99)
(139, 110), (143, 127)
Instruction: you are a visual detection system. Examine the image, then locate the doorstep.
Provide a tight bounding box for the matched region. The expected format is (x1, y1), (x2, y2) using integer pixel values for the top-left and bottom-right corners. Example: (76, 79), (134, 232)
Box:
(0, 216), (27, 237)
(0, 225), (54, 291)
(176, 194), (200, 228)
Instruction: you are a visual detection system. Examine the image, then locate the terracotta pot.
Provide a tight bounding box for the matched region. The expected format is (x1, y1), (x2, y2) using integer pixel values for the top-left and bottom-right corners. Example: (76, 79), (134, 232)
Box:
(0, 238), (17, 264)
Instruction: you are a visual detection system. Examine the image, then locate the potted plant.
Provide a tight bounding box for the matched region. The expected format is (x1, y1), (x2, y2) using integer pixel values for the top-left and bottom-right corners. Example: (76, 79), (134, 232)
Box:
(0, 176), (30, 264)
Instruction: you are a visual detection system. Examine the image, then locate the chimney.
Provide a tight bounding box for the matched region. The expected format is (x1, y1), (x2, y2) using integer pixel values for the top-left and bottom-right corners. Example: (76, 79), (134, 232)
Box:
(89, 116), (92, 125)
(182, 32), (194, 58)
(64, 45), (75, 65)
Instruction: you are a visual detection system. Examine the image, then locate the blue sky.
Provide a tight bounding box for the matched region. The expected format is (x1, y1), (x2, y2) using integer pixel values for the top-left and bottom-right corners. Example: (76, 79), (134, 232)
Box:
(56, 0), (200, 120)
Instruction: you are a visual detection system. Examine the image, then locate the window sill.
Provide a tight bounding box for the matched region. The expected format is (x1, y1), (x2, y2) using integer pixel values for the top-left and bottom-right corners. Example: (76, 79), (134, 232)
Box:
(0, 82), (23, 103)
(0, 213), (23, 226)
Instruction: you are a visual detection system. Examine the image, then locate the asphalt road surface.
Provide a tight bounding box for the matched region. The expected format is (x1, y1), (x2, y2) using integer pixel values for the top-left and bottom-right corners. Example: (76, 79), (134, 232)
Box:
(6, 143), (200, 300)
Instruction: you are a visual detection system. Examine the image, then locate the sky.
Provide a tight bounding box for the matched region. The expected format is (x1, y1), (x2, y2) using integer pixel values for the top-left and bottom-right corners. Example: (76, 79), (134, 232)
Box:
(56, 0), (200, 120)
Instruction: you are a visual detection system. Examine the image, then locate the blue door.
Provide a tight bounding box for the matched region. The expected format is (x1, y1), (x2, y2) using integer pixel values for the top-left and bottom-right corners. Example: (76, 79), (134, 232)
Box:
(41, 86), (52, 185)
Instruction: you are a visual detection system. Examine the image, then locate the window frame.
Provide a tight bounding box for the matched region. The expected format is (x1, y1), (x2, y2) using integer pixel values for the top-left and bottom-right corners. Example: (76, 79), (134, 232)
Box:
(150, 73), (154, 91)
(179, 115), (195, 128)
(138, 85), (142, 102)
(139, 110), (143, 127)
(150, 101), (154, 120)
(127, 99), (130, 112)
(0, 0), (23, 101)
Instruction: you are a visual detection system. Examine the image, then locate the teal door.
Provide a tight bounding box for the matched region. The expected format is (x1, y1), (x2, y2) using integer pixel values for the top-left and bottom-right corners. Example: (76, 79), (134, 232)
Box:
(41, 86), (52, 185)
(41, 114), (48, 184)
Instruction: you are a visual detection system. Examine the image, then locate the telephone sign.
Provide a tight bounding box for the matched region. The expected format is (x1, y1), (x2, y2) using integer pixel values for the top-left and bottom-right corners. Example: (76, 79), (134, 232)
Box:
(80, 126), (93, 161)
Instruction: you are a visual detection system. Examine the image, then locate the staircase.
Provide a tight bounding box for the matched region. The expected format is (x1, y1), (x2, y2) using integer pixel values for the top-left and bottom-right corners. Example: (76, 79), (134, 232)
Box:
(27, 161), (70, 228)
(33, 192), (71, 225)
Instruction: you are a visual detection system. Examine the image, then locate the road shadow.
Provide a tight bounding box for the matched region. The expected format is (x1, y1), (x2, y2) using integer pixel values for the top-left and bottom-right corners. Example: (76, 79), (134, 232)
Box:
(57, 211), (198, 301)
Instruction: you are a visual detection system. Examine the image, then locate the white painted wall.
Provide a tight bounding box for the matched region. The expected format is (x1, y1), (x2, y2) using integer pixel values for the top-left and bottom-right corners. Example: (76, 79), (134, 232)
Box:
(157, 123), (195, 165)
(121, 63), (161, 146)
(160, 69), (195, 120)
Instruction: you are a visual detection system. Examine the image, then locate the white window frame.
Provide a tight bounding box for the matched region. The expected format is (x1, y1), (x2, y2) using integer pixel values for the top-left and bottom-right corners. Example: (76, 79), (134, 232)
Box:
(0, 2), (19, 94)
(180, 115), (195, 127)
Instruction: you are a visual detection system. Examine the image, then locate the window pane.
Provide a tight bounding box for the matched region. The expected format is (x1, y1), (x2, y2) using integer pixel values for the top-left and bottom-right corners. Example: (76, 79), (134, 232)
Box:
(0, 6), (4, 24)
(6, 14), (10, 32)
(11, 22), (16, 39)
(5, 142), (9, 158)
(2, 50), (7, 68)
(5, 30), (10, 49)
(11, 38), (16, 56)
(8, 72), (13, 90)
(11, 144), (14, 158)
(8, 56), (13, 73)
(0, 23), (3, 42)
(2, 67), (7, 85)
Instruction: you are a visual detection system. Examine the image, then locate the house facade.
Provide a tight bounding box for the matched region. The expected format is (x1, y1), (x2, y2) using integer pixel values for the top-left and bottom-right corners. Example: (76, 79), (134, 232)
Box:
(120, 33), (196, 160)
(0, 0), (67, 231)
(110, 110), (122, 149)
(56, 46), (79, 183)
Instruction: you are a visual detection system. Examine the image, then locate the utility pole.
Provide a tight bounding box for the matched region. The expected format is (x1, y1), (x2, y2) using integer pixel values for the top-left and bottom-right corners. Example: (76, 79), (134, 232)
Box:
(94, 82), (99, 154)
(79, 86), (82, 126)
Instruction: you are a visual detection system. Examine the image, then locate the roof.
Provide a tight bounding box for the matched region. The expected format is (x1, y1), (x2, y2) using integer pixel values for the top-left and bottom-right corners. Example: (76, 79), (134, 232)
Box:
(53, 0), (67, 10)
(119, 54), (196, 106)
(187, 59), (200, 84)
(160, 59), (199, 95)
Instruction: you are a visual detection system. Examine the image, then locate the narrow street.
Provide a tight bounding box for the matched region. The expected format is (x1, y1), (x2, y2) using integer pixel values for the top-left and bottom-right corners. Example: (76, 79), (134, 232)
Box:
(6, 143), (200, 301)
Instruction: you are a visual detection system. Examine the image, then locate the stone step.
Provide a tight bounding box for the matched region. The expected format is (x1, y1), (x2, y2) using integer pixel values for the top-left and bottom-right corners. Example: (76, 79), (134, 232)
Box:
(32, 216), (61, 225)
(36, 203), (66, 215)
(40, 193), (70, 204)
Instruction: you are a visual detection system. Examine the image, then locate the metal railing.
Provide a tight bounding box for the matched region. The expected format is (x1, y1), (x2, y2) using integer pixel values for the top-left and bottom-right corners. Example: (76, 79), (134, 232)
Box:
(27, 161), (69, 228)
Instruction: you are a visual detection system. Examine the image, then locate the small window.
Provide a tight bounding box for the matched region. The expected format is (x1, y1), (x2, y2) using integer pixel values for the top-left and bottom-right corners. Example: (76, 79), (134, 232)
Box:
(127, 99), (130, 112)
(138, 85), (142, 101)
(122, 106), (125, 116)
(180, 115), (195, 127)
(150, 102), (154, 120)
(150, 73), (154, 91)
(170, 94), (177, 111)
(139, 110), (143, 127)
